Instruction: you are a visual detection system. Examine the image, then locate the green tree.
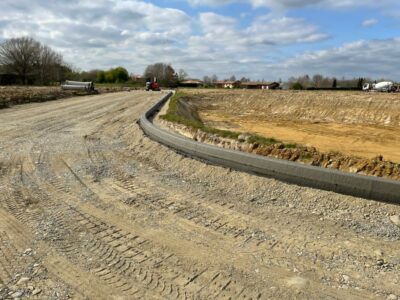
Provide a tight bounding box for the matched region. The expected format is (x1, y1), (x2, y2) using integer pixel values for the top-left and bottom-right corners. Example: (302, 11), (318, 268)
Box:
(112, 67), (129, 83)
(96, 71), (106, 83)
(291, 82), (304, 90)
(357, 77), (364, 90)
(332, 78), (337, 89)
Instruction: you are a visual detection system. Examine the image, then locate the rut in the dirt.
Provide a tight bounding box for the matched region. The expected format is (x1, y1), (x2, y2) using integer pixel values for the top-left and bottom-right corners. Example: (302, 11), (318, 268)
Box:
(0, 91), (399, 299)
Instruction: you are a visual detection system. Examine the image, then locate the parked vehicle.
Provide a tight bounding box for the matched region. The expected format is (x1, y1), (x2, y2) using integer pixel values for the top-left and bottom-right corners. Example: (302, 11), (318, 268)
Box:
(145, 78), (160, 91)
(363, 81), (396, 92)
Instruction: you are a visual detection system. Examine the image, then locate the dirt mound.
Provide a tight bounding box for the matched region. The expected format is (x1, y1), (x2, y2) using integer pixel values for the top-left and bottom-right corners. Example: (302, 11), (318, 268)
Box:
(186, 89), (400, 126)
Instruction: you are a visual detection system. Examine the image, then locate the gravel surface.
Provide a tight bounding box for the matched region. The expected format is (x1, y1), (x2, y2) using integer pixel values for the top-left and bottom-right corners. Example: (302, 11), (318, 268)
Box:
(0, 91), (399, 299)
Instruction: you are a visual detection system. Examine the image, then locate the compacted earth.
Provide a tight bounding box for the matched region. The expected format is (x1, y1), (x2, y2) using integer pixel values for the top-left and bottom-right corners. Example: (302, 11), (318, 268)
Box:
(0, 91), (399, 299)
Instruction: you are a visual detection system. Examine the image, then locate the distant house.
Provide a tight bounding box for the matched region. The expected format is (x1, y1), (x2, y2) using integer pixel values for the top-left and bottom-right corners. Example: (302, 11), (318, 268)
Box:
(131, 75), (146, 83)
(179, 79), (204, 88)
(215, 80), (241, 89)
(240, 81), (281, 90)
(213, 80), (281, 90)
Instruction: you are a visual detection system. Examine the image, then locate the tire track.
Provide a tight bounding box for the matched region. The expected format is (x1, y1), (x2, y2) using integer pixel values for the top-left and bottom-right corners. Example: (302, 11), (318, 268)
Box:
(59, 204), (265, 299)
(0, 91), (397, 299)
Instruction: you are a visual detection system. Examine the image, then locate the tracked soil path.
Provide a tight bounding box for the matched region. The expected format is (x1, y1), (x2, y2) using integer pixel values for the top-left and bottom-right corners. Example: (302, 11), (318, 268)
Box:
(0, 91), (399, 299)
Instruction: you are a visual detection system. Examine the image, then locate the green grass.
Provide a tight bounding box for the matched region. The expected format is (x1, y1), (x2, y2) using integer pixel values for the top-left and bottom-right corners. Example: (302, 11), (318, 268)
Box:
(160, 90), (301, 148)
(247, 135), (279, 146)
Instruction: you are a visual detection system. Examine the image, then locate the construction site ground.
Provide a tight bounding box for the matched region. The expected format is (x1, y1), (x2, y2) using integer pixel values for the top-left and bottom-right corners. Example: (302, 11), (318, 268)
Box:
(187, 89), (400, 163)
(0, 91), (400, 299)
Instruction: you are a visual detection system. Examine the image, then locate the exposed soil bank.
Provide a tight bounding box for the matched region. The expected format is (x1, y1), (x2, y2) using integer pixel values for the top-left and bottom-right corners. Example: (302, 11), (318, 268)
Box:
(159, 90), (400, 180)
(159, 118), (400, 181)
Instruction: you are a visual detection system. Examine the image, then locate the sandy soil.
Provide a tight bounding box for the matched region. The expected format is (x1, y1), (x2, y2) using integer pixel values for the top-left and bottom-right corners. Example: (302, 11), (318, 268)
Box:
(185, 89), (400, 163)
(0, 91), (399, 299)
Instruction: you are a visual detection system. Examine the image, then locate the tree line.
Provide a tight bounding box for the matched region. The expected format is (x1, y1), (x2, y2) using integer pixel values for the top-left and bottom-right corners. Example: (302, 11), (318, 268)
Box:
(287, 74), (371, 90)
(1, 37), (393, 88)
(67, 67), (130, 83)
(0, 37), (68, 85)
(0, 36), (264, 88)
(69, 63), (181, 86)
(0, 37), (134, 85)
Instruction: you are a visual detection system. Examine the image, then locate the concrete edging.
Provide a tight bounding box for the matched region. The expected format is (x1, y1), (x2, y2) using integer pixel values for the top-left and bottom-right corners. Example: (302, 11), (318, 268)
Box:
(139, 92), (400, 203)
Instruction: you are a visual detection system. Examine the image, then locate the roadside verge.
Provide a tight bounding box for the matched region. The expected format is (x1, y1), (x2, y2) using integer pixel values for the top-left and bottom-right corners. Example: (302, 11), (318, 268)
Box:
(139, 92), (400, 203)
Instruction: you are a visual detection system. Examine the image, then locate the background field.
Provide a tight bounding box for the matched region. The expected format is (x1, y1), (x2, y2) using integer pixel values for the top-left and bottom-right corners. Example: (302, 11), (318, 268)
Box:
(0, 85), (143, 108)
(182, 89), (400, 163)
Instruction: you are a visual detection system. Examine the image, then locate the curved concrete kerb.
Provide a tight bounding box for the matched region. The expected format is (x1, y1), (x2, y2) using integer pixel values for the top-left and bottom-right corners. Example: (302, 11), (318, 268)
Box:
(139, 92), (400, 203)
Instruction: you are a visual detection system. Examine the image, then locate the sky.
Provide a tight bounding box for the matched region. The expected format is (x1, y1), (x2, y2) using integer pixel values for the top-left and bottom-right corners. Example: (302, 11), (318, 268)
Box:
(0, 0), (399, 81)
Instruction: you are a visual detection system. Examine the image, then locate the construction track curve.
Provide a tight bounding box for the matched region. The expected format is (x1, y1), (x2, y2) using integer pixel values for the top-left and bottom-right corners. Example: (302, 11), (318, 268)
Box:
(0, 91), (399, 299)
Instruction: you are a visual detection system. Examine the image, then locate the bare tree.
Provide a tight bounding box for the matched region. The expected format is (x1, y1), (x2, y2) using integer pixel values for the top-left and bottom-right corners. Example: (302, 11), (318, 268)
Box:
(0, 37), (41, 84)
(203, 75), (211, 85)
(0, 37), (65, 85)
(178, 69), (188, 81)
(312, 74), (324, 88)
(38, 45), (64, 84)
(144, 63), (178, 87)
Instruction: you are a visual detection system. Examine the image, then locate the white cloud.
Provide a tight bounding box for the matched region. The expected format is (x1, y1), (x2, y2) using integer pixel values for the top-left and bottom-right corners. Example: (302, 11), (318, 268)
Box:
(0, 0), (192, 70)
(362, 19), (378, 27)
(276, 38), (400, 79)
(188, 0), (398, 9)
(196, 12), (327, 48)
(0, 0), (398, 81)
(200, 12), (236, 33)
(177, 38), (400, 81)
(177, 12), (328, 79)
(188, 0), (232, 5)
(245, 16), (329, 44)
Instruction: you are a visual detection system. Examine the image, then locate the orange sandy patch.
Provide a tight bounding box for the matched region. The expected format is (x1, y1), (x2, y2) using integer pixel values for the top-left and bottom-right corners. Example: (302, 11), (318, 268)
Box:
(201, 112), (400, 163)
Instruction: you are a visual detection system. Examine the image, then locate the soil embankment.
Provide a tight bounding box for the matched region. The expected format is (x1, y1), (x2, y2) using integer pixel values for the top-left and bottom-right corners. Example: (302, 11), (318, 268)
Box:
(162, 89), (400, 180)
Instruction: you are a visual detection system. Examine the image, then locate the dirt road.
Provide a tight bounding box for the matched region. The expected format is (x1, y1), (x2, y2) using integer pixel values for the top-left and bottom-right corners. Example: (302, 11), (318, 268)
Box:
(0, 91), (399, 299)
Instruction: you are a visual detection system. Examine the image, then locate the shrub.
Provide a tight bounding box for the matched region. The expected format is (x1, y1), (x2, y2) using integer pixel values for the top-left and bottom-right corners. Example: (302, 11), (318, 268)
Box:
(291, 82), (304, 90)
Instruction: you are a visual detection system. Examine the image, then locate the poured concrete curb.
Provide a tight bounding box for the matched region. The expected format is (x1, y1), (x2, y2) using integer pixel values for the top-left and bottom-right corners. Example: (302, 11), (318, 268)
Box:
(140, 92), (400, 203)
